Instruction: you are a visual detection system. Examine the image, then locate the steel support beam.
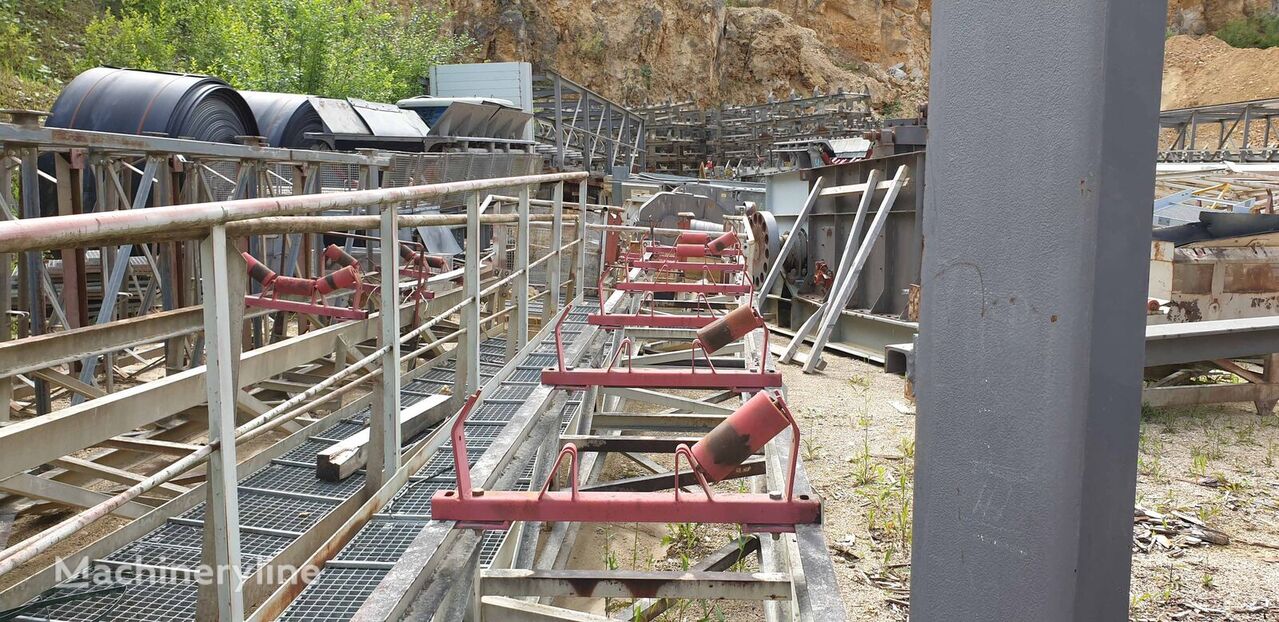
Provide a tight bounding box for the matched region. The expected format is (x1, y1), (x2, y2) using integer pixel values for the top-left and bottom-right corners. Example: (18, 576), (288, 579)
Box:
(368, 200), (402, 489)
(463, 191), (481, 397)
(198, 225), (246, 621)
(911, 1), (1166, 619)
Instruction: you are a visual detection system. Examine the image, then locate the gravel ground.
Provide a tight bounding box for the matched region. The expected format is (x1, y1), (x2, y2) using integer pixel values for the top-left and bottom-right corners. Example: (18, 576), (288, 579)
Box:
(783, 341), (1279, 622)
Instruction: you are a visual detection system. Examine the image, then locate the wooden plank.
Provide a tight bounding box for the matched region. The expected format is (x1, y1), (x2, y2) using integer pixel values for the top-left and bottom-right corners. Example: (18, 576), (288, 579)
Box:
(0, 473), (151, 519)
(316, 393), (451, 481)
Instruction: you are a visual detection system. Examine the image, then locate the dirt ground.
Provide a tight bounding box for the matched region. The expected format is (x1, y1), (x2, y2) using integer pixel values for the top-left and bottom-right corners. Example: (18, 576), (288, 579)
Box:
(781, 343), (1279, 622)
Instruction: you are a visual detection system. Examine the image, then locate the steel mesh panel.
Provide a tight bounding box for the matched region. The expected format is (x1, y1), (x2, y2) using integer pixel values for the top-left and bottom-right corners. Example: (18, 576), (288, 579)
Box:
(241, 464), (367, 499)
(332, 520), (429, 563)
(102, 541), (268, 575)
(507, 368), (543, 383)
(489, 383), (536, 401)
(281, 439), (337, 464)
(420, 369), (456, 382)
(319, 421), (366, 441)
(179, 491), (338, 533)
(477, 530), (507, 568)
(385, 479), (455, 516)
(277, 568), (388, 622)
(20, 579), (197, 622)
(468, 402), (521, 422)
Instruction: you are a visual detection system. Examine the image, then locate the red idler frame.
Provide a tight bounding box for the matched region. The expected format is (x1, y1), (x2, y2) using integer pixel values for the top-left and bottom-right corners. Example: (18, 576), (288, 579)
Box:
(323, 244), (360, 269)
(430, 388), (821, 531)
(242, 252), (277, 286)
(691, 390), (790, 482)
(695, 304), (764, 354)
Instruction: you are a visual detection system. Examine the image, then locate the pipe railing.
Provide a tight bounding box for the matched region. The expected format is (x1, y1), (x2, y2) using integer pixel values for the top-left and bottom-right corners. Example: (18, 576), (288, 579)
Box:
(0, 170), (594, 621)
(0, 172), (587, 254)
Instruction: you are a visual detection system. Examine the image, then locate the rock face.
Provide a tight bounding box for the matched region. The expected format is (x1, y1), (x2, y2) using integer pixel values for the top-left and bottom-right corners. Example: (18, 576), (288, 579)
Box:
(443, 0), (1272, 109)
(1167, 0), (1277, 35)
(444, 0), (931, 107)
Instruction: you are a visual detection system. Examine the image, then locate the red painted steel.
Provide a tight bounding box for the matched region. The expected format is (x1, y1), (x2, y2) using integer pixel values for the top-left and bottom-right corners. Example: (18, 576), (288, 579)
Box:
(627, 260), (745, 273)
(542, 308), (781, 390)
(676, 231), (713, 245)
(613, 281), (752, 295)
(241, 251), (368, 319)
(430, 389), (821, 531)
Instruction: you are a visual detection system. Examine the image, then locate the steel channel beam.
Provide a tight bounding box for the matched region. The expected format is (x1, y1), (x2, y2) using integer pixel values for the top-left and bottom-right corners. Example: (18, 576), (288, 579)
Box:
(477, 569), (791, 600)
(910, 1), (1165, 619)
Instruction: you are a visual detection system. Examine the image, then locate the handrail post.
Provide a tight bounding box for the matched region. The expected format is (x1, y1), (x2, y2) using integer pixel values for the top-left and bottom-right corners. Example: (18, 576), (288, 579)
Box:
(196, 224), (245, 621)
(543, 182), (564, 324)
(463, 191), (481, 396)
(368, 199), (401, 489)
(514, 185), (531, 350)
(575, 178), (588, 300)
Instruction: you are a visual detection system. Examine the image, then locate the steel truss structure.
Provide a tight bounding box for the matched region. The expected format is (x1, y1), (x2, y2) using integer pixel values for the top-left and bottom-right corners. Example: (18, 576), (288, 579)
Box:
(640, 91), (873, 176)
(533, 69), (647, 176)
(1160, 97), (1279, 162)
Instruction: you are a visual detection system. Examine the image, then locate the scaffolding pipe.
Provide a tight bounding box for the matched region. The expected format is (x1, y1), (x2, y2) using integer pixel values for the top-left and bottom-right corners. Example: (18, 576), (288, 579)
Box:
(0, 172), (588, 254)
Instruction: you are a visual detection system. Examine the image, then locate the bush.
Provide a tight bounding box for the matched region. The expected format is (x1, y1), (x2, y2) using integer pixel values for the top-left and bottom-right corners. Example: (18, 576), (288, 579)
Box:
(0, 0), (49, 80)
(1216, 14), (1279, 49)
(81, 0), (472, 102)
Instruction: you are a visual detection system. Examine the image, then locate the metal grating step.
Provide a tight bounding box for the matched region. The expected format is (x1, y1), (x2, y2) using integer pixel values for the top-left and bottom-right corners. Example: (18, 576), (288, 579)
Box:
(179, 491), (338, 534)
(332, 519), (429, 563)
(241, 464), (367, 499)
(276, 568), (388, 622)
(281, 438), (337, 464)
(140, 522), (294, 559)
(17, 579), (197, 622)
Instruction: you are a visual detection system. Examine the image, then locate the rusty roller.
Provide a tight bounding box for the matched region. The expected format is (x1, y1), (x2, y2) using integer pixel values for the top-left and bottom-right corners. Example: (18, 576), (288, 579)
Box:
(691, 390), (791, 482)
(323, 244), (360, 269)
(398, 243), (449, 270)
(242, 252), (277, 286)
(706, 230), (739, 255)
(696, 304), (764, 354)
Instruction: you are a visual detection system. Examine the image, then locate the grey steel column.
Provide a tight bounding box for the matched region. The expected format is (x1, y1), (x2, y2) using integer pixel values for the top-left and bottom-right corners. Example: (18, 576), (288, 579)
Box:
(911, 1), (1166, 620)
(368, 201), (402, 489)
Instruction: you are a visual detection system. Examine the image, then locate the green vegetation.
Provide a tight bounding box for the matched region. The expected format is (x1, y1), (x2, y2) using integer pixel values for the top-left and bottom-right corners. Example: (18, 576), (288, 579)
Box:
(1217, 14), (1279, 49)
(80, 0), (472, 101)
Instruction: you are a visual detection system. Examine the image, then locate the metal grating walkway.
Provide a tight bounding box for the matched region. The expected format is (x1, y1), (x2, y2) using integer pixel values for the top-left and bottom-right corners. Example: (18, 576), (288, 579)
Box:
(13, 329), (516, 621)
(277, 305), (592, 622)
